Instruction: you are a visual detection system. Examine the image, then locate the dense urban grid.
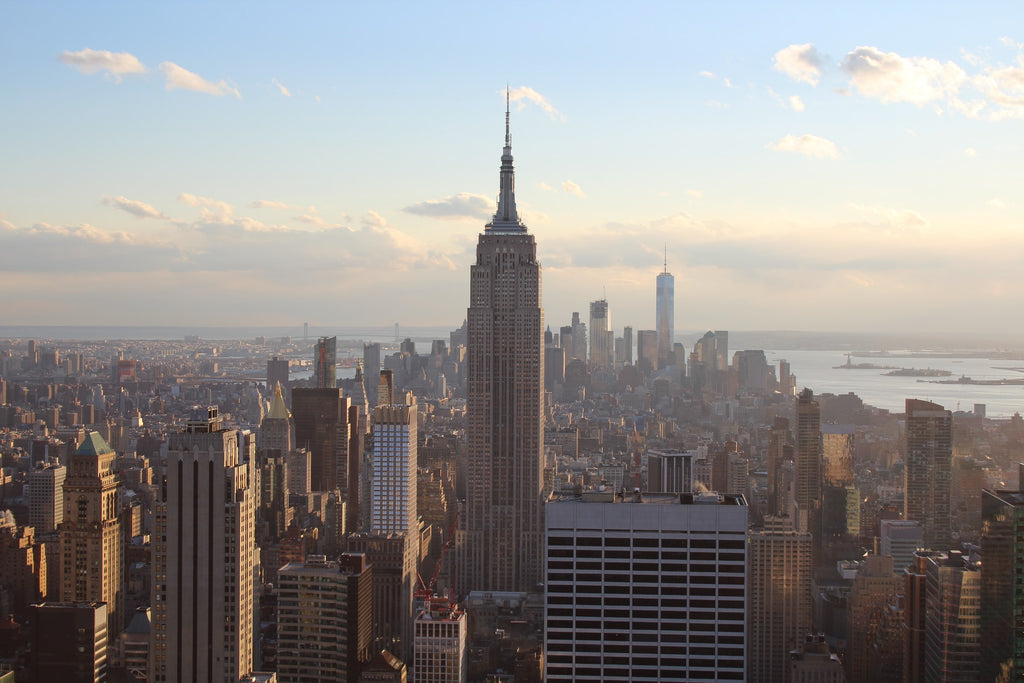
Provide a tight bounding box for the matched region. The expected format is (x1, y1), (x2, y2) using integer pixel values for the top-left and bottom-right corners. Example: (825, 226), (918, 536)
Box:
(2, 108), (1024, 683)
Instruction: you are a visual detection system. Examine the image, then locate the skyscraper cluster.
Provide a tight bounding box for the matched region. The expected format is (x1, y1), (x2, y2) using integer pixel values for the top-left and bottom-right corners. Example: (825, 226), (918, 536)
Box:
(5, 97), (1024, 683)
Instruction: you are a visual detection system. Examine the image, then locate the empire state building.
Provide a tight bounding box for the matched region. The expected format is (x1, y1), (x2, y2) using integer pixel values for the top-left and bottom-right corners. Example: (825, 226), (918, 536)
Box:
(463, 98), (545, 593)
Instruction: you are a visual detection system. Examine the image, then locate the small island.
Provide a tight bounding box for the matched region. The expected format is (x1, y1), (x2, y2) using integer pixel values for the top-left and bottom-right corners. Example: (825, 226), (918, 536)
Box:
(882, 368), (953, 377)
(834, 354), (898, 370)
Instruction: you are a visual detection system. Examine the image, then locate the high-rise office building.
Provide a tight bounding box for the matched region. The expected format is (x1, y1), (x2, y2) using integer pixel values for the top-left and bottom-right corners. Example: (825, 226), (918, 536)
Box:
(378, 369), (394, 407)
(588, 299), (612, 369)
(464, 98), (545, 594)
(260, 381), (293, 453)
(656, 251), (674, 369)
(258, 389), (292, 541)
(569, 312), (587, 362)
(29, 462), (66, 534)
(903, 550), (935, 683)
(747, 524), (813, 683)
(346, 533), (418, 659)
(544, 490), (748, 682)
(277, 553), (373, 683)
(821, 426), (858, 559)
(794, 389), (822, 552)
(287, 448), (311, 496)
(292, 387), (350, 493)
(922, 550), (980, 682)
(980, 486), (1024, 682)
(371, 402), (417, 535)
(267, 355), (289, 405)
(30, 602), (109, 683)
(789, 634), (844, 683)
(363, 343), (382, 407)
(622, 325), (633, 366)
(636, 329), (658, 376)
(151, 407), (259, 683)
(60, 432), (124, 637)
(846, 554), (900, 683)
(904, 399), (952, 550)
(766, 417), (793, 519)
(879, 519), (923, 573)
(315, 336), (338, 389)
(413, 599), (467, 683)
(646, 450), (695, 494)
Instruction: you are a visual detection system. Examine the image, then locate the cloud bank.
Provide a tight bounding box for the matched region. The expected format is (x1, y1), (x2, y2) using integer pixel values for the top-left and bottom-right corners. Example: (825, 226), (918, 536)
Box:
(402, 193), (493, 221)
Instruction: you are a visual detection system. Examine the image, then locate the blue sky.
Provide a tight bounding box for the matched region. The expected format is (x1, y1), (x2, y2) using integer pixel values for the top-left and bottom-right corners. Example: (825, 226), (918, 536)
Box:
(2, 2), (1024, 335)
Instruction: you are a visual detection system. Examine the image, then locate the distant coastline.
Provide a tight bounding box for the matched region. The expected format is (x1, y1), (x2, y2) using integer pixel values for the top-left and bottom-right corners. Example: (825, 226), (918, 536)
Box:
(4, 326), (1024, 352)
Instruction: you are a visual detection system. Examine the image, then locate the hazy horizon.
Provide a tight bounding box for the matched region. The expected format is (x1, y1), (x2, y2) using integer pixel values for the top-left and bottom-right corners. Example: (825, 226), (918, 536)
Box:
(5, 325), (1024, 354)
(3, 3), (1024, 333)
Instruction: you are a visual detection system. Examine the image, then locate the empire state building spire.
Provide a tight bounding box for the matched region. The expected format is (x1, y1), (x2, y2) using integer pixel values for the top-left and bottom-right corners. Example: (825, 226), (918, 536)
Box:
(487, 87), (525, 232)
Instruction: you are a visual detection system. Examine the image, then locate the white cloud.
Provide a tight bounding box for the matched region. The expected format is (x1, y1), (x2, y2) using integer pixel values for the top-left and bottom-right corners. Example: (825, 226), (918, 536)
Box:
(402, 192), (493, 221)
(773, 44), (825, 85)
(562, 180), (585, 198)
(964, 147), (977, 157)
(159, 62), (240, 98)
(508, 86), (565, 122)
(538, 182), (554, 192)
(101, 195), (167, 219)
(988, 198), (1006, 209)
(767, 133), (840, 159)
(847, 204), (929, 233)
(272, 78), (291, 97)
(700, 71), (732, 87)
(361, 211), (387, 229)
(293, 212), (346, 229)
(59, 48), (147, 81)
(251, 199), (293, 210)
(686, 189), (703, 199)
(177, 193), (235, 220)
(971, 63), (1024, 119)
(789, 95), (806, 112)
(704, 100), (729, 108)
(315, 95), (321, 104)
(840, 46), (966, 104)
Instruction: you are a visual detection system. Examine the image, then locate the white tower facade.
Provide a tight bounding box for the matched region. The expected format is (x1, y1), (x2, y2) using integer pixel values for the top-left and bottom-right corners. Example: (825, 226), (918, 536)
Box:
(370, 402), (418, 535)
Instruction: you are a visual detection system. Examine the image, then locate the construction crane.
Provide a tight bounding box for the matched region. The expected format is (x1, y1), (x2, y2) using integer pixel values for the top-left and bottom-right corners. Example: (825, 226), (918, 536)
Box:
(415, 509), (460, 605)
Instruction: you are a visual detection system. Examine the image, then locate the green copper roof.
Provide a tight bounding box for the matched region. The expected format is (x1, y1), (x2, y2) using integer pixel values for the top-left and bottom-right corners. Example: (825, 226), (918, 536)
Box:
(75, 431), (114, 457)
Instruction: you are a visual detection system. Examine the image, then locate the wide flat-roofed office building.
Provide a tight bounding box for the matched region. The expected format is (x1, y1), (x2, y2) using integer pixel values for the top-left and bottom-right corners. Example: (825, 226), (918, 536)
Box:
(544, 490), (748, 682)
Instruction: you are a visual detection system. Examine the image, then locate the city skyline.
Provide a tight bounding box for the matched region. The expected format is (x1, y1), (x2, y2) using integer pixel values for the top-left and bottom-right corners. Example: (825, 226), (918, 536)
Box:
(3, 3), (1024, 333)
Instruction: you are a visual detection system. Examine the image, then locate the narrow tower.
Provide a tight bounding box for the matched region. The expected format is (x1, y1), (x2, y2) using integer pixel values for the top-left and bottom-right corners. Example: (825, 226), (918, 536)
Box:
(464, 93), (545, 593)
(60, 432), (124, 637)
(656, 246), (674, 369)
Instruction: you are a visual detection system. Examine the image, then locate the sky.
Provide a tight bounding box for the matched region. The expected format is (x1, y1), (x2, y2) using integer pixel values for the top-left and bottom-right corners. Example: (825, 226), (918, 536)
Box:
(2, 2), (1024, 336)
